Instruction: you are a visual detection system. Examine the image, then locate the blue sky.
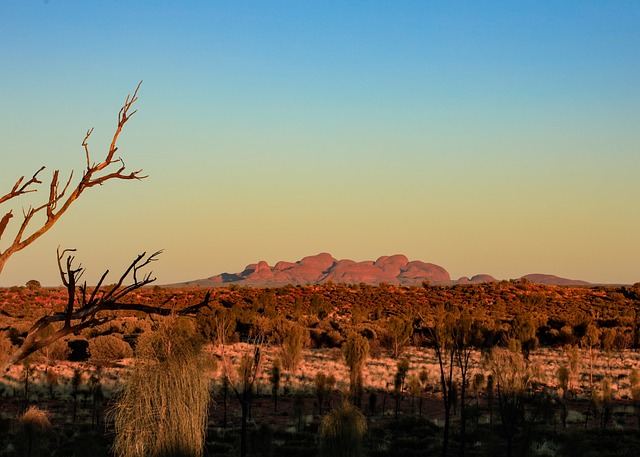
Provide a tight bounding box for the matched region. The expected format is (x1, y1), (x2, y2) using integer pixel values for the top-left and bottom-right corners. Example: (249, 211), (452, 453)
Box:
(1, 1), (639, 285)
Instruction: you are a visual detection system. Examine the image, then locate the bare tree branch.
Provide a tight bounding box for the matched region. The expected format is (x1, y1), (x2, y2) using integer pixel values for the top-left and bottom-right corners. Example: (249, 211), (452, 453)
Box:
(1, 249), (211, 373)
(0, 82), (145, 275)
(0, 166), (46, 206)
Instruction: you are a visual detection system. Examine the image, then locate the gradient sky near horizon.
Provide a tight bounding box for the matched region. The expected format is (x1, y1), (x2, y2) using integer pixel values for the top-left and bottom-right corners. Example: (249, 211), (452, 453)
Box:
(1, 1), (638, 286)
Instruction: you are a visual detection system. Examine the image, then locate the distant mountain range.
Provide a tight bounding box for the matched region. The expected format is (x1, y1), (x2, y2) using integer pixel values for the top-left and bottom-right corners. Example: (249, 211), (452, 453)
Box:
(176, 253), (592, 287)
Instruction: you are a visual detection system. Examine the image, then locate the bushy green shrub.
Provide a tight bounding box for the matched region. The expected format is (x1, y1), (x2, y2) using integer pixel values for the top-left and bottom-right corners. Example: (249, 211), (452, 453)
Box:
(42, 337), (71, 362)
(89, 335), (133, 364)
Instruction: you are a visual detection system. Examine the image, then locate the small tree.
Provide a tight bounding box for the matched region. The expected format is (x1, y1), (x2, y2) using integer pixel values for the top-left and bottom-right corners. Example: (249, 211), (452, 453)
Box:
(71, 367), (83, 423)
(602, 328), (616, 372)
(342, 332), (370, 407)
(565, 344), (581, 391)
(316, 371), (336, 415)
(396, 357), (410, 392)
(600, 376), (613, 429)
(408, 374), (422, 414)
(453, 308), (476, 457)
(45, 367), (59, 399)
(387, 315), (413, 359)
(472, 372), (485, 410)
(270, 357), (282, 412)
(25, 279), (41, 290)
(582, 324), (601, 388)
(418, 367), (429, 416)
(426, 304), (457, 457)
(557, 365), (570, 428)
(220, 337), (264, 457)
(486, 344), (539, 457)
(21, 356), (36, 412)
(280, 322), (307, 373)
(512, 313), (538, 359)
(394, 357), (410, 418)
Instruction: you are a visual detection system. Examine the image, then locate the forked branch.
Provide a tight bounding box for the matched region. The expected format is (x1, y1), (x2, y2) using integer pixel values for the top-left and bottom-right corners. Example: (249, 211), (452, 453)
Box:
(1, 248), (211, 373)
(0, 82), (145, 275)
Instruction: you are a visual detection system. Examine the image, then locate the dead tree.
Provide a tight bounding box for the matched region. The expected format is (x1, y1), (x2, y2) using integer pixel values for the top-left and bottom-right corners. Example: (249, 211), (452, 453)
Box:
(0, 82), (145, 275)
(2, 248), (211, 373)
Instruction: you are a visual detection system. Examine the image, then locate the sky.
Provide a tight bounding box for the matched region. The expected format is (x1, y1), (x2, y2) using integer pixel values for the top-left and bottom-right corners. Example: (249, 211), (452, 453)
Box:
(0, 1), (638, 286)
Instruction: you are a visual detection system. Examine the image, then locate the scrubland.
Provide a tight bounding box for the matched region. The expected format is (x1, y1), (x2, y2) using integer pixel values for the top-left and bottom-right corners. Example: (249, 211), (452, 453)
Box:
(1, 280), (640, 456)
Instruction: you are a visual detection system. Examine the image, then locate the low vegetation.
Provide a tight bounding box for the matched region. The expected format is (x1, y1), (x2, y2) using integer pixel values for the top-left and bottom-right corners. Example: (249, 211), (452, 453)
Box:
(1, 280), (640, 456)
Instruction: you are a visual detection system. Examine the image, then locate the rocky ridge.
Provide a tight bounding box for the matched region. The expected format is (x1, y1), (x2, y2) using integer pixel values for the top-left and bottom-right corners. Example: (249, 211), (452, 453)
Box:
(178, 253), (592, 288)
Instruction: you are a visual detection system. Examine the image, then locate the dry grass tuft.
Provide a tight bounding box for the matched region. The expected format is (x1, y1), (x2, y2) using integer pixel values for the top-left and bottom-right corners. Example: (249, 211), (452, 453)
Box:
(19, 405), (51, 430)
(14, 406), (53, 457)
(112, 317), (212, 457)
(319, 400), (367, 457)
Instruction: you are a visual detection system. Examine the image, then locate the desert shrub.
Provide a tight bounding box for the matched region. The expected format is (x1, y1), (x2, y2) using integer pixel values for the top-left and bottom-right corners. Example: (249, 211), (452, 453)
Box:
(383, 316), (413, 358)
(89, 335), (133, 364)
(113, 316), (211, 457)
(41, 337), (71, 363)
(25, 279), (41, 290)
(130, 318), (153, 335)
(7, 324), (29, 346)
(198, 305), (237, 344)
(326, 330), (343, 348)
(68, 338), (90, 361)
(280, 323), (309, 372)
(269, 316), (290, 345)
(309, 328), (324, 348)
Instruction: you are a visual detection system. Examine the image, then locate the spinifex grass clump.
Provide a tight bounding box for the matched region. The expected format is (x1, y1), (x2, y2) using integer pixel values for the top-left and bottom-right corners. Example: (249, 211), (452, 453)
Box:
(113, 317), (211, 457)
(15, 406), (53, 457)
(319, 401), (367, 457)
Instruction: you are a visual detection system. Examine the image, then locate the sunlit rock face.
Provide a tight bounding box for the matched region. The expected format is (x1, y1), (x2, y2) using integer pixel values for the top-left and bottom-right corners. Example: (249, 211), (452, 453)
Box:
(193, 253), (456, 287)
(178, 253), (589, 288)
